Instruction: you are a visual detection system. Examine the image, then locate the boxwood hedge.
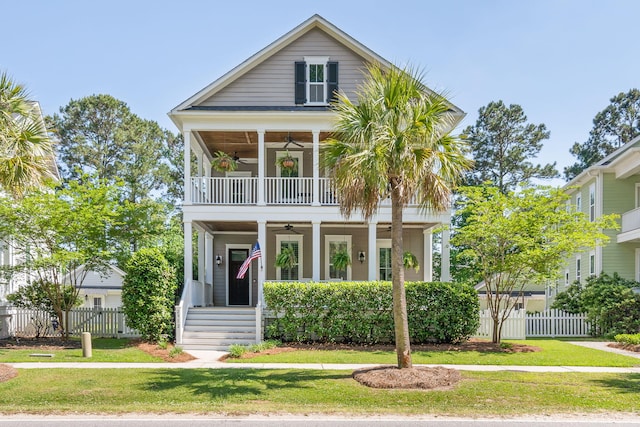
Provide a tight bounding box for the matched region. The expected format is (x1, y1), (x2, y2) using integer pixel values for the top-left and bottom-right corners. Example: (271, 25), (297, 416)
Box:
(264, 281), (479, 344)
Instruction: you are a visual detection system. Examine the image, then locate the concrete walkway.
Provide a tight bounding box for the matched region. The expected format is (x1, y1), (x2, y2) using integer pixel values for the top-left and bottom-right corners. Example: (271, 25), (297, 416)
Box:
(6, 341), (640, 373)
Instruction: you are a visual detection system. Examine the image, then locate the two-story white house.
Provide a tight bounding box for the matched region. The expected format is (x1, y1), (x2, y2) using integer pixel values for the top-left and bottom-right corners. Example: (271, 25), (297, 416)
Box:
(169, 15), (464, 350)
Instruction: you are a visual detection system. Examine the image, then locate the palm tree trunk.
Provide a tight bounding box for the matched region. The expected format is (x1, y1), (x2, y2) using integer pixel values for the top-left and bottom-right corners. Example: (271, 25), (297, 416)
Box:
(391, 185), (412, 369)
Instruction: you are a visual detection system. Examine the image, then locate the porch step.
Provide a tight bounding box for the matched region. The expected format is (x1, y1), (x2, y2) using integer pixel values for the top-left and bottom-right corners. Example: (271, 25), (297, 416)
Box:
(179, 307), (258, 351)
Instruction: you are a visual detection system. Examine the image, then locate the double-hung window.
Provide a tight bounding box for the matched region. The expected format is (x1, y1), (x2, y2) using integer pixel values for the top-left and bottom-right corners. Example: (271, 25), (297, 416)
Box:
(589, 183), (596, 221)
(295, 57), (338, 105)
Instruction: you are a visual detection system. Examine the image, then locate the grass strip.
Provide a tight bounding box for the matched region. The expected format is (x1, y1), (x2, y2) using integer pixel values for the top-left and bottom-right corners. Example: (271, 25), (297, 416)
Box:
(228, 339), (640, 367)
(0, 368), (638, 416)
(0, 338), (163, 363)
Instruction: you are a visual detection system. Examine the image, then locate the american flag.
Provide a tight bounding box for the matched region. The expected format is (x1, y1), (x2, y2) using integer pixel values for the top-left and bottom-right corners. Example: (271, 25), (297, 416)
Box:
(236, 241), (261, 279)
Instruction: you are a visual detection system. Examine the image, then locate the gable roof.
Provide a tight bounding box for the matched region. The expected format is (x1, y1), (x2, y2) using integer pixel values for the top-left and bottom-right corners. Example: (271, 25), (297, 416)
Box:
(171, 15), (392, 113)
(564, 134), (640, 190)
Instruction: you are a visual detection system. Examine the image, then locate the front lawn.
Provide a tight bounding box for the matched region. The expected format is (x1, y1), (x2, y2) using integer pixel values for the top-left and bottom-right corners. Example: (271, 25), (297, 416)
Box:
(227, 339), (640, 367)
(0, 338), (164, 363)
(0, 368), (638, 416)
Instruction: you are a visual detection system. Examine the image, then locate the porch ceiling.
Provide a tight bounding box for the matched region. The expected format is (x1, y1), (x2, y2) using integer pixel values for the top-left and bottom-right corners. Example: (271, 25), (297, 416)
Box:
(197, 131), (331, 158)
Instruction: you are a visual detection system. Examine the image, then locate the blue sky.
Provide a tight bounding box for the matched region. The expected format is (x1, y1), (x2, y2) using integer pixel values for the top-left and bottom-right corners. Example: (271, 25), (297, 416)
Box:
(3, 1), (639, 184)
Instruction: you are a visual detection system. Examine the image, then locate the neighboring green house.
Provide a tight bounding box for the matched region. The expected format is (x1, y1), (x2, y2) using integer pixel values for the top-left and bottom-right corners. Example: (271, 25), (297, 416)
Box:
(562, 135), (640, 290)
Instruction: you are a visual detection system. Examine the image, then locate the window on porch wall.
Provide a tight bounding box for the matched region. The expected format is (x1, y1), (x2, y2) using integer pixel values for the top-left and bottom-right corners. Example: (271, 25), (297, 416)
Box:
(379, 247), (392, 280)
(325, 235), (351, 280)
(276, 235), (302, 281)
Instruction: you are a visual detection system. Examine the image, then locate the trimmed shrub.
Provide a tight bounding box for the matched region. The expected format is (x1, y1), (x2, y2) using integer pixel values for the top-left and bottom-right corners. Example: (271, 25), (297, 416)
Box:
(264, 281), (479, 344)
(615, 333), (640, 345)
(553, 273), (640, 337)
(122, 248), (177, 342)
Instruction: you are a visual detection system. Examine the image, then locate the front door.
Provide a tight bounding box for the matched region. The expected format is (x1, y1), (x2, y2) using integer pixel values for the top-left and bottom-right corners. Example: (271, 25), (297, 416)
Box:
(228, 248), (250, 305)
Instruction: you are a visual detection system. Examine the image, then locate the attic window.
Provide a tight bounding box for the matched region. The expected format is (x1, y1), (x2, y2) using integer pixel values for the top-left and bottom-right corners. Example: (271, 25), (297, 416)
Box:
(295, 57), (338, 105)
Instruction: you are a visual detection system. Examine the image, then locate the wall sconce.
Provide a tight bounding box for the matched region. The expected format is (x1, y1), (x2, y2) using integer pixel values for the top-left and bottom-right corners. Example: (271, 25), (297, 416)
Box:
(215, 254), (223, 266)
(358, 251), (366, 263)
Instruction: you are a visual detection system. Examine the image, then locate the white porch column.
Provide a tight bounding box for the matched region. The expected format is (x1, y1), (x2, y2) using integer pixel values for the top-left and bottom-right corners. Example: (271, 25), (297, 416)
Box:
(205, 232), (213, 285)
(184, 220), (193, 306)
(183, 130), (192, 205)
(312, 130), (320, 206)
(368, 221), (377, 280)
(312, 221), (321, 281)
(423, 228), (433, 282)
(441, 228), (451, 282)
(257, 220), (267, 302)
(257, 130), (265, 205)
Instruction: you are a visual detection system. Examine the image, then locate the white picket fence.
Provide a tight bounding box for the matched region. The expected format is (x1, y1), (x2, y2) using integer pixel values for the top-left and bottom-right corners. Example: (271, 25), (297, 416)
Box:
(476, 309), (591, 340)
(3, 307), (140, 338)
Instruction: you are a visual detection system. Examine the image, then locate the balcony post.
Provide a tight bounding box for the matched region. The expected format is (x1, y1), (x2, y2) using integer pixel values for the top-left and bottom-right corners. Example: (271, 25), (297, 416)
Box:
(423, 228), (433, 282)
(312, 221), (321, 281)
(441, 227), (451, 282)
(258, 130), (265, 206)
(312, 130), (320, 206)
(184, 220), (193, 305)
(184, 130), (192, 205)
(368, 221), (377, 280)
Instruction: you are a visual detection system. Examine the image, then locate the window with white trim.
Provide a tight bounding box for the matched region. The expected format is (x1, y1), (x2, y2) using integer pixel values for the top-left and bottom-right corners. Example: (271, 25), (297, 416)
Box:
(635, 183), (640, 209)
(377, 239), (392, 281)
(589, 183), (596, 221)
(576, 256), (581, 284)
(575, 193), (582, 213)
(564, 269), (570, 286)
(294, 58), (338, 105)
(589, 251), (595, 277)
(325, 235), (351, 280)
(276, 234), (303, 281)
(93, 297), (102, 309)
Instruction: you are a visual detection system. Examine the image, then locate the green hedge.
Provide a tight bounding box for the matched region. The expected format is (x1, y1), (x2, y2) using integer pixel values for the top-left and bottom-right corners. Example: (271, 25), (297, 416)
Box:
(264, 281), (479, 344)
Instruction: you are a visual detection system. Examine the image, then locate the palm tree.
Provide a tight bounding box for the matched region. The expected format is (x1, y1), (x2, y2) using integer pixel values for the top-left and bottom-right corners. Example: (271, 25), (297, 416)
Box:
(0, 72), (56, 198)
(322, 63), (471, 369)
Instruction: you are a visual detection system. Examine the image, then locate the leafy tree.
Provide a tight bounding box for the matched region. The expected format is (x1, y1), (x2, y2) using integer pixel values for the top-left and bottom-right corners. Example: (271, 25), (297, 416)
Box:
(322, 63), (471, 368)
(452, 185), (618, 343)
(48, 94), (181, 204)
(564, 89), (640, 180)
(462, 101), (557, 194)
(121, 248), (177, 341)
(553, 273), (640, 336)
(0, 71), (56, 197)
(0, 179), (120, 338)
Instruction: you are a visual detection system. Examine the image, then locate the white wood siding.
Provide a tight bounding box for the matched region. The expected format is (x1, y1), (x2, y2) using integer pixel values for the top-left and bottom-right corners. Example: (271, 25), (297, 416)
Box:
(199, 28), (367, 107)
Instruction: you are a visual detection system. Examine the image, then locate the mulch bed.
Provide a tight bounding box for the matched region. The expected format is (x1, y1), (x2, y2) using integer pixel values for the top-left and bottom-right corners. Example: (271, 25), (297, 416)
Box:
(353, 365), (461, 390)
(609, 342), (640, 353)
(229, 338), (541, 360)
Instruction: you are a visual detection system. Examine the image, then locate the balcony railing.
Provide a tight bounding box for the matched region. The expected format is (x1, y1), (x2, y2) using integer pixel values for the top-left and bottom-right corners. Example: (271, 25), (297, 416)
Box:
(621, 207), (640, 234)
(191, 177), (338, 206)
(189, 177), (416, 206)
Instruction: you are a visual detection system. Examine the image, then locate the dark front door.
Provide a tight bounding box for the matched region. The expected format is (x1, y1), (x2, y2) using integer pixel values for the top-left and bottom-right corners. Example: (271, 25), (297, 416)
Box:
(229, 248), (250, 305)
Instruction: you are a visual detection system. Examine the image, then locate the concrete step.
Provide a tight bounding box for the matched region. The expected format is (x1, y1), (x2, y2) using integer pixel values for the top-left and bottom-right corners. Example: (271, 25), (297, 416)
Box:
(182, 331), (256, 340)
(183, 324), (255, 333)
(186, 315), (255, 323)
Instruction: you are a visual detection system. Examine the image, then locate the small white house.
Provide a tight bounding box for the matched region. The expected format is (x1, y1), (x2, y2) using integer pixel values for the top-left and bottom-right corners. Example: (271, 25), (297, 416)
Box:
(72, 265), (125, 309)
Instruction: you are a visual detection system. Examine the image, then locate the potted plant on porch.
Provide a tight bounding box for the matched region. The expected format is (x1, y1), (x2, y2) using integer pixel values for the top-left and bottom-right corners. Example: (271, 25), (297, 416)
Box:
(403, 251), (420, 273)
(331, 248), (351, 272)
(211, 151), (238, 172)
(275, 151), (297, 173)
(274, 246), (297, 270)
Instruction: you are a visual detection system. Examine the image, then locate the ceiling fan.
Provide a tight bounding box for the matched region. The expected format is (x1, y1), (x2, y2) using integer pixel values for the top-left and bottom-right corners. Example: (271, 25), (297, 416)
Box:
(284, 133), (304, 149)
(271, 224), (301, 234)
(232, 152), (248, 164)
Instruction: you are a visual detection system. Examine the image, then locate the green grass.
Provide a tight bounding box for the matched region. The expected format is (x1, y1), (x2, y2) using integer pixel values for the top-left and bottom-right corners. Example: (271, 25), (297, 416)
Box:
(0, 338), (163, 363)
(0, 368), (638, 415)
(228, 339), (640, 367)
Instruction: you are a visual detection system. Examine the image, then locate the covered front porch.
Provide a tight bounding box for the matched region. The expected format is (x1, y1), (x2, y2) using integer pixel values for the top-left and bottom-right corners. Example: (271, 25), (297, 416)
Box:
(182, 219), (450, 310)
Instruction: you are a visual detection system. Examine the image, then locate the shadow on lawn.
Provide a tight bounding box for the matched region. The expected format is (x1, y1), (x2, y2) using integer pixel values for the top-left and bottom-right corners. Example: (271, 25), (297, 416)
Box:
(591, 374), (640, 394)
(144, 368), (350, 399)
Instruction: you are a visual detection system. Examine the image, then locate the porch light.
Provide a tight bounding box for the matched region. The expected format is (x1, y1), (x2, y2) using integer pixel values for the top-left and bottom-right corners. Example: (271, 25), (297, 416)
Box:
(358, 251), (366, 263)
(216, 255), (223, 266)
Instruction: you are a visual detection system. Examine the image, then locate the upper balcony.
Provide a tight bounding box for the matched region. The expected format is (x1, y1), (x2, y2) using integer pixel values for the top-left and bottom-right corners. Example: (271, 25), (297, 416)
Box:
(619, 207), (640, 243)
(189, 176), (414, 207)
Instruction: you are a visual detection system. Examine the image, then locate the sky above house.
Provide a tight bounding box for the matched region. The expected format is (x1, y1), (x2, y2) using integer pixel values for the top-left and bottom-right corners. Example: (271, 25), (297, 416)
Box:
(3, 0), (638, 186)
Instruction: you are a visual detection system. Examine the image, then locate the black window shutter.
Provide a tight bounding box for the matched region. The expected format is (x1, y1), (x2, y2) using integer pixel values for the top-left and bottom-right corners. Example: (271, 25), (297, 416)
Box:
(294, 61), (306, 104)
(327, 62), (339, 103)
